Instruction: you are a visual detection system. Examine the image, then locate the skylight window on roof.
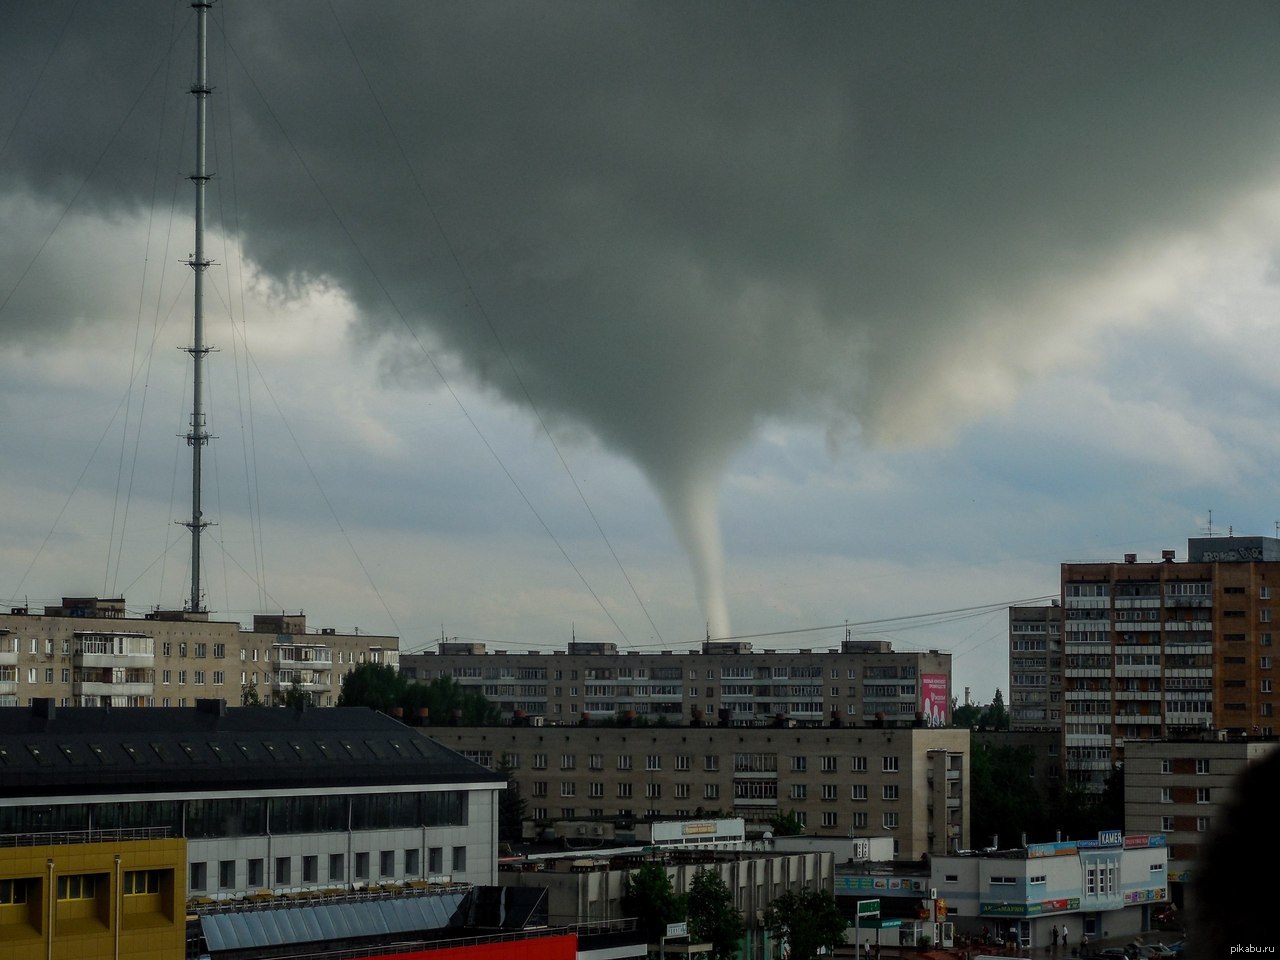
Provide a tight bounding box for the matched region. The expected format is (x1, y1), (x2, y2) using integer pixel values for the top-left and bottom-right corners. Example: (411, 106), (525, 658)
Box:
(179, 742), (198, 761)
(208, 742), (230, 762)
(315, 741), (334, 760)
(58, 744), (83, 765)
(122, 744), (141, 764)
(235, 741), (260, 762)
(150, 742), (173, 763)
(88, 744), (110, 764)
(0, 746), (9, 765)
(261, 741), (280, 760)
(26, 745), (50, 765)
(288, 741), (311, 761)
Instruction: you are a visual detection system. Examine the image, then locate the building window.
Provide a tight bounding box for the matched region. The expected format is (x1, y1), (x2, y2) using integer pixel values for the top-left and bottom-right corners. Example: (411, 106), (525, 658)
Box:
(820, 755), (837, 772)
(275, 857), (291, 885)
(380, 851), (395, 877)
(851, 756), (867, 773)
(58, 874), (103, 900)
(646, 782), (661, 798)
(617, 783), (633, 798)
(590, 782), (605, 798)
(1161, 816), (1174, 832)
(704, 784), (719, 800)
(882, 812), (899, 830)
(218, 860), (235, 890)
(213, 671), (224, 685)
(646, 755), (662, 771)
(790, 784), (807, 800)
(882, 784), (899, 801)
(428, 848), (443, 875)
(532, 782), (547, 797)
(588, 754), (603, 770)
(247, 859), (263, 888)
(822, 784), (838, 801)
(617, 755), (633, 771)
(190, 862), (207, 892)
(532, 753), (547, 769)
(61, 668), (70, 683)
(791, 755), (807, 772)
(560, 754), (576, 770)
(329, 854), (345, 882)
(405, 849), (420, 876)
(561, 782), (576, 797)
(1160, 759), (1171, 774)
(1264, 679), (1274, 694)
(123, 871), (161, 895)
(1195, 758), (1210, 775)
(851, 784), (868, 801)
(704, 755), (719, 771)
(676, 783), (691, 799)
(452, 847), (466, 872)
(1197, 817), (1210, 833)
(302, 856), (318, 883)
(852, 811), (868, 828)
(1196, 788), (1210, 804)
(675, 755), (691, 771)
(882, 756), (899, 773)
(822, 812), (838, 828)
(355, 853), (370, 880)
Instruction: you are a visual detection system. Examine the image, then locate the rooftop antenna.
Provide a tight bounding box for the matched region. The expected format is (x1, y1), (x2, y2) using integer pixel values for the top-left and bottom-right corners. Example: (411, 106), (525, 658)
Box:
(1207, 509), (1213, 538)
(181, 0), (218, 614)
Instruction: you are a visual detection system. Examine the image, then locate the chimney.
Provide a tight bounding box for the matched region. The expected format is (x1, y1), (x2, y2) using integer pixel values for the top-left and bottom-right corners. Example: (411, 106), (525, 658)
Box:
(31, 697), (56, 721)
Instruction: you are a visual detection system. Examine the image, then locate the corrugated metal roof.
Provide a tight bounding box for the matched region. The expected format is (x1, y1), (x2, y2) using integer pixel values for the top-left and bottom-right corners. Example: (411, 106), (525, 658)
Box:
(200, 890), (469, 952)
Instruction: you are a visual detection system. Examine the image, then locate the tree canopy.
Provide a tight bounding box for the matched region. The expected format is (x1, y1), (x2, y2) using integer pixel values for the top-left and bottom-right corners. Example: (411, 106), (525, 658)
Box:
(621, 861), (685, 944)
(687, 870), (742, 960)
(768, 809), (805, 836)
(337, 665), (499, 724)
(763, 888), (847, 960)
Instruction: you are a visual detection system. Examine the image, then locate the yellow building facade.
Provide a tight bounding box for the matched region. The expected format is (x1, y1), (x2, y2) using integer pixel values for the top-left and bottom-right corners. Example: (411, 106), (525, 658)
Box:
(0, 834), (185, 960)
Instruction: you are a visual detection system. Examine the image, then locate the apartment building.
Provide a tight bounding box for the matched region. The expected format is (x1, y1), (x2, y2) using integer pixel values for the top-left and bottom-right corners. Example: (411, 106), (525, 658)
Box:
(0, 597), (397, 708)
(427, 725), (969, 859)
(1008, 603), (1062, 732)
(401, 639), (951, 728)
(1006, 537), (1280, 789)
(1123, 735), (1279, 904)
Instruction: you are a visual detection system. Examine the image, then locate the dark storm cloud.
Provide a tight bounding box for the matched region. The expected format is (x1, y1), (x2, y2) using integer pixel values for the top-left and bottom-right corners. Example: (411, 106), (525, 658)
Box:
(3, 1), (1279, 631)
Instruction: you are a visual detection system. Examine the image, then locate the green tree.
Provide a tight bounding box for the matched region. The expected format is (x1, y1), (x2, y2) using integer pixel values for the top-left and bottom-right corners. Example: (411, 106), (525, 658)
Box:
(284, 679), (314, 710)
(621, 861), (686, 945)
(968, 741), (1043, 847)
(984, 688), (1010, 731)
(497, 759), (527, 845)
(337, 662), (404, 711)
(240, 679), (262, 706)
(768, 809), (805, 836)
(763, 888), (847, 960)
(687, 870), (742, 960)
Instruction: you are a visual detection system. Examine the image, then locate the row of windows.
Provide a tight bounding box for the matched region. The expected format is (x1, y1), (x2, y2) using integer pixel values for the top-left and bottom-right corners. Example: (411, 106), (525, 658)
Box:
(527, 780), (911, 802)
(0, 791), (469, 838)
(190, 847), (467, 891)
(506, 752), (898, 773)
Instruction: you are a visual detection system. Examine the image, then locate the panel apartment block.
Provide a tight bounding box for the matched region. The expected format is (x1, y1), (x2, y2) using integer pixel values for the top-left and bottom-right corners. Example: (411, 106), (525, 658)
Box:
(1060, 537), (1280, 790)
(427, 725), (969, 860)
(0, 597), (397, 708)
(402, 639), (951, 729)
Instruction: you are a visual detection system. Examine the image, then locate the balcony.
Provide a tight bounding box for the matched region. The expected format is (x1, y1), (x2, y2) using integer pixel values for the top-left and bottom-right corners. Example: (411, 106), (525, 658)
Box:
(74, 680), (153, 698)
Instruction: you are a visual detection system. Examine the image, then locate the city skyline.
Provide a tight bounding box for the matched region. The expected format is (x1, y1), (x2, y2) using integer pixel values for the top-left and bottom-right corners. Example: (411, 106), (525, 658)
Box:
(2, 2), (1280, 702)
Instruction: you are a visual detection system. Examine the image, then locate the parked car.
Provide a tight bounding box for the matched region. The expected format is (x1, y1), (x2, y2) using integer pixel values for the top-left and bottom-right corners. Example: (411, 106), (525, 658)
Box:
(1093, 948), (1129, 960)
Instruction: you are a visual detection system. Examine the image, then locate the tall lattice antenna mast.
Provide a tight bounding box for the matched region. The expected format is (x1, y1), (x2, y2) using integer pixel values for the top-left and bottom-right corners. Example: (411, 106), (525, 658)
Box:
(182, 0), (216, 613)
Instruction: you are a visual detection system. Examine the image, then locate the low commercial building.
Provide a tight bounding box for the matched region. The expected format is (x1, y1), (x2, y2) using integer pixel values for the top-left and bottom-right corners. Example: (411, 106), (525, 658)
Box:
(0, 700), (502, 900)
(931, 832), (1169, 949)
(0, 830), (187, 960)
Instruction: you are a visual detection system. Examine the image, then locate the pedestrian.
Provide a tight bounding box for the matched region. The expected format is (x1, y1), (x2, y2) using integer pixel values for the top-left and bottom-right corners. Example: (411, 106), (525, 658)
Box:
(1052, 925), (1059, 948)
(1061, 924), (1068, 950)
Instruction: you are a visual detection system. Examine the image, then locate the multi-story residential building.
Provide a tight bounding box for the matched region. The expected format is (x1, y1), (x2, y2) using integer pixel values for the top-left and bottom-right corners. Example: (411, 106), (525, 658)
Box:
(0, 597), (397, 708)
(1123, 735), (1280, 905)
(426, 725), (969, 859)
(1008, 603), (1062, 732)
(1025, 536), (1280, 789)
(0, 699), (502, 899)
(402, 639), (951, 728)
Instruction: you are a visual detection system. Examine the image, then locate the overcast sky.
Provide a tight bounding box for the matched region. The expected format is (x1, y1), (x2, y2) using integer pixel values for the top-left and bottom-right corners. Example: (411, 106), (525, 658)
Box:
(2, 1), (1280, 703)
